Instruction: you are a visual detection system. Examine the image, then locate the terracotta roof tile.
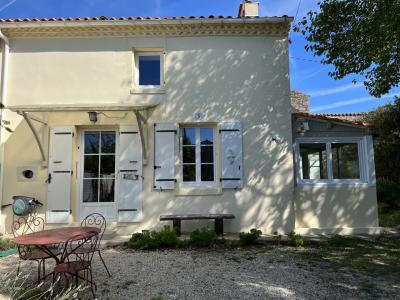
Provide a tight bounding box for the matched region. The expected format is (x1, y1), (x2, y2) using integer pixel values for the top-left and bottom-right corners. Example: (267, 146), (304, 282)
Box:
(293, 112), (372, 127)
(0, 15), (293, 25)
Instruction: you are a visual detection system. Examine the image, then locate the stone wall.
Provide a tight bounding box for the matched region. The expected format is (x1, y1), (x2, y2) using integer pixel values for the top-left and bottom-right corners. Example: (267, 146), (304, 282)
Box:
(290, 90), (310, 112)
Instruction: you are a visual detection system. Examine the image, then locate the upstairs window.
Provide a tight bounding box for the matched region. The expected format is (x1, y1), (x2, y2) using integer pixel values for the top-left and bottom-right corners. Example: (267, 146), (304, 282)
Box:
(136, 53), (163, 87)
(180, 127), (215, 186)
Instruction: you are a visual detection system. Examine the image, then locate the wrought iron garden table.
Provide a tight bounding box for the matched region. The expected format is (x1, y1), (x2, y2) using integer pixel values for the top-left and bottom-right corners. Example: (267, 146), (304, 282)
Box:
(14, 227), (100, 266)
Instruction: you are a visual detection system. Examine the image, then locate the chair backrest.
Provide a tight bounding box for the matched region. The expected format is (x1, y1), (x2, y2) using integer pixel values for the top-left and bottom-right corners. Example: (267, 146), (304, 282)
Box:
(61, 232), (99, 264)
(11, 214), (45, 237)
(81, 213), (106, 243)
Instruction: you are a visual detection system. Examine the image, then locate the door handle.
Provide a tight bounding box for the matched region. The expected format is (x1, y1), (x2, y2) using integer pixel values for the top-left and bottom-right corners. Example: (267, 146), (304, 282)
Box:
(46, 173), (52, 184)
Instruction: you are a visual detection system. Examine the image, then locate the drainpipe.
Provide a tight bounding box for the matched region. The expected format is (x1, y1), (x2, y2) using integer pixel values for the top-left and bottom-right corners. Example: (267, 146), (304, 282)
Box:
(0, 29), (9, 233)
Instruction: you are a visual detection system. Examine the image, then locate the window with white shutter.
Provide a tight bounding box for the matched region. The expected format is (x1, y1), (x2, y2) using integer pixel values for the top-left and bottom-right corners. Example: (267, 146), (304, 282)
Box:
(220, 122), (243, 189)
(46, 126), (73, 223)
(153, 123), (177, 189)
(118, 125), (143, 222)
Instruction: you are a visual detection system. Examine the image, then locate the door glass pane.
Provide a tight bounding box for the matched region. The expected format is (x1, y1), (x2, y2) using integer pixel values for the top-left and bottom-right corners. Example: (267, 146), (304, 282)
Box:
(138, 55), (161, 86)
(83, 179), (98, 202)
(300, 143), (328, 179)
(201, 146), (214, 163)
(183, 165), (196, 182)
(101, 132), (116, 153)
(99, 179), (115, 202)
(201, 164), (214, 181)
(332, 143), (360, 179)
(84, 155), (99, 178)
(182, 128), (195, 145)
(84, 132), (99, 154)
(100, 155), (115, 178)
(182, 146), (195, 163)
(200, 128), (213, 145)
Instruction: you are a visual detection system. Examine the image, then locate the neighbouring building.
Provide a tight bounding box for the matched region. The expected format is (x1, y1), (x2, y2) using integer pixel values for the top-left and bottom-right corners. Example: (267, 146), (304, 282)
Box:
(0, 1), (379, 237)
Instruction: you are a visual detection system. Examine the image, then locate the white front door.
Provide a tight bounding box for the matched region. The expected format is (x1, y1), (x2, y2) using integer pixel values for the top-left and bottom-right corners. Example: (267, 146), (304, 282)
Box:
(80, 130), (117, 220)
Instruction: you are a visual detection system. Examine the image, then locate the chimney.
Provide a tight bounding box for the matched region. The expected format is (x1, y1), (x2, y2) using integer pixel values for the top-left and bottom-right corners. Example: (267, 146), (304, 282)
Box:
(238, 1), (259, 18)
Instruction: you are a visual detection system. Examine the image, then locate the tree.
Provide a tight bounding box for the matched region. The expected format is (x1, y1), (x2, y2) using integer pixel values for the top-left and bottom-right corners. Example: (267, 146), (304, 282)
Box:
(297, 0), (400, 97)
(363, 97), (400, 183)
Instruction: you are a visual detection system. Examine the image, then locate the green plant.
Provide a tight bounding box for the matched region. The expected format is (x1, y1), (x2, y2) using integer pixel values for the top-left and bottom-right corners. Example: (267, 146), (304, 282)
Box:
(0, 272), (87, 300)
(150, 296), (164, 300)
(287, 231), (304, 247)
(377, 178), (400, 211)
(0, 237), (14, 251)
(128, 226), (179, 250)
(151, 226), (179, 248)
(239, 228), (262, 245)
(189, 227), (218, 247)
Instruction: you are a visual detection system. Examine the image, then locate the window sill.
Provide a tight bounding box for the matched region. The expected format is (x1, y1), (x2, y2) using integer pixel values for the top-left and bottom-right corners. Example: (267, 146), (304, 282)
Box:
(297, 181), (372, 187)
(175, 186), (222, 196)
(130, 87), (166, 94)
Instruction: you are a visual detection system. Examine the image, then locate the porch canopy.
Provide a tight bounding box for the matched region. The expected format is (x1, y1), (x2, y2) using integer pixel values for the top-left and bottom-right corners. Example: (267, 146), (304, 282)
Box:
(6, 103), (157, 164)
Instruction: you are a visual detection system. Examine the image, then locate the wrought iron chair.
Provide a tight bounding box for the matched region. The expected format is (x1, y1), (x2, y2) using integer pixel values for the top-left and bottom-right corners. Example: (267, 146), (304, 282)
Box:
(53, 233), (99, 297)
(77, 213), (111, 277)
(12, 214), (58, 282)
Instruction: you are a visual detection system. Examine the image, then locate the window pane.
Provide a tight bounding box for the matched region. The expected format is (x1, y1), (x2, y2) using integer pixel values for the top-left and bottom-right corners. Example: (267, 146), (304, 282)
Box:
(201, 146), (214, 163)
(84, 132), (99, 154)
(84, 155), (99, 178)
(101, 132), (116, 153)
(183, 146), (195, 163)
(300, 143), (328, 180)
(201, 164), (214, 181)
(83, 179), (98, 202)
(200, 128), (213, 145)
(183, 165), (196, 182)
(138, 55), (160, 86)
(100, 155), (115, 178)
(182, 128), (195, 145)
(99, 179), (115, 202)
(332, 143), (360, 179)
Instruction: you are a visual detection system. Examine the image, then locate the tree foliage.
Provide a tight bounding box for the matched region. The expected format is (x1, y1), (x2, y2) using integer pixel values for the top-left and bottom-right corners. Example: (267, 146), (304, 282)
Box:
(363, 97), (400, 182)
(298, 0), (400, 97)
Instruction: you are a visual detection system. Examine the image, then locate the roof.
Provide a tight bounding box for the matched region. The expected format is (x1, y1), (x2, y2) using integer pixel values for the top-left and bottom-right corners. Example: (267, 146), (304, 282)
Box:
(317, 112), (366, 118)
(0, 15), (292, 24)
(293, 112), (372, 127)
(0, 15), (293, 38)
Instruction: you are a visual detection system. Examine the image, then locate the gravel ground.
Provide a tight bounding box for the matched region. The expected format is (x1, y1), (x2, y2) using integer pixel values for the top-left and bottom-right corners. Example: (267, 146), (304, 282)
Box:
(0, 247), (398, 300)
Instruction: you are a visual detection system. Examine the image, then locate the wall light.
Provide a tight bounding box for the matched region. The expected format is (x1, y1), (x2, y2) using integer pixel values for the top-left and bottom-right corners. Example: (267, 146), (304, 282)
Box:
(88, 111), (98, 123)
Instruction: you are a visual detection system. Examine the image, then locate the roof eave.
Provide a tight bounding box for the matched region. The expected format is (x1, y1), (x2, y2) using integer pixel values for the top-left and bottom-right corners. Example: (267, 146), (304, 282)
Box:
(0, 17), (294, 29)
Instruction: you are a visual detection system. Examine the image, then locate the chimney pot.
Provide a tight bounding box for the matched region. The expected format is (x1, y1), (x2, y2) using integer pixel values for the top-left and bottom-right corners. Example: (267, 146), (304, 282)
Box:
(238, 1), (259, 18)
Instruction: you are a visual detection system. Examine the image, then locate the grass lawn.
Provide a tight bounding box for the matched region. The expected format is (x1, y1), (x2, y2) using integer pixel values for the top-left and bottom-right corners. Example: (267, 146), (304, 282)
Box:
(379, 209), (400, 227)
(297, 233), (400, 277)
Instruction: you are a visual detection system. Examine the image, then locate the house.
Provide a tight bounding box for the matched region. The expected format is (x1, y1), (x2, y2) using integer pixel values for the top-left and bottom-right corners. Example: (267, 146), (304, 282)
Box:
(0, 1), (379, 237)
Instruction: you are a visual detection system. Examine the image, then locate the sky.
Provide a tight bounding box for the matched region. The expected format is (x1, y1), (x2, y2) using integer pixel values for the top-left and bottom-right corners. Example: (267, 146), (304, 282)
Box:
(0, 0), (398, 113)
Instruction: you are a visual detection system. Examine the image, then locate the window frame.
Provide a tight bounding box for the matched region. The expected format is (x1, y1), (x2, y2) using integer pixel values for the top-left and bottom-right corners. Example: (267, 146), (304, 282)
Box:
(134, 52), (164, 89)
(295, 137), (368, 185)
(179, 126), (217, 188)
(81, 129), (118, 204)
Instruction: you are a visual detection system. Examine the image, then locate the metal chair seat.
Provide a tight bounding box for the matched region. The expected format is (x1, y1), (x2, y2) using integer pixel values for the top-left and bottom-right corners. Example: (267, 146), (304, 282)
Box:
(54, 260), (91, 273)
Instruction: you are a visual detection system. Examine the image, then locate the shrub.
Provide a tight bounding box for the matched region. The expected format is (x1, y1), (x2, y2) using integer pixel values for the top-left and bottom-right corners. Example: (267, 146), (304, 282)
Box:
(151, 226), (179, 248)
(377, 178), (400, 211)
(189, 227), (218, 247)
(0, 237), (14, 251)
(239, 228), (262, 245)
(128, 226), (179, 250)
(287, 231), (304, 247)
